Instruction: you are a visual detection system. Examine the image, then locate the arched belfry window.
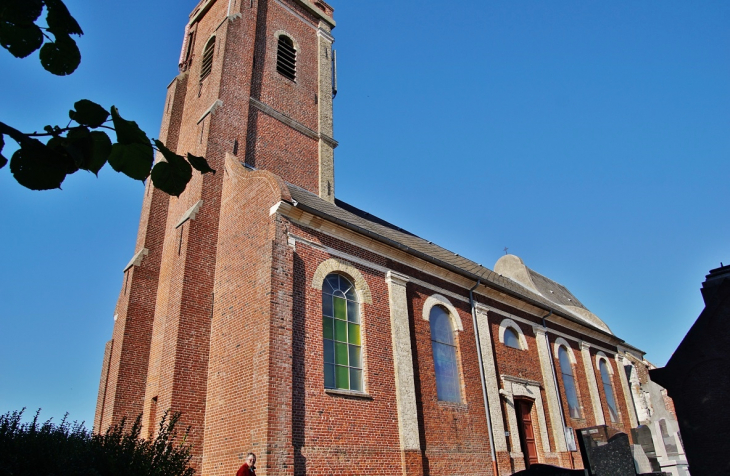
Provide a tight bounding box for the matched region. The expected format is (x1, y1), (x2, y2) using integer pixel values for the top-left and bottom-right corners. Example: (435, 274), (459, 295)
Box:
(430, 306), (461, 402)
(322, 274), (362, 392)
(276, 35), (297, 81)
(558, 346), (581, 418)
(200, 36), (215, 81)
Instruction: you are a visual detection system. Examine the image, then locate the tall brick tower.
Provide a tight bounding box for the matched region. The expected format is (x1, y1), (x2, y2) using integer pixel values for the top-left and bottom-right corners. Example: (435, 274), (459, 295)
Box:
(94, 0), (336, 473)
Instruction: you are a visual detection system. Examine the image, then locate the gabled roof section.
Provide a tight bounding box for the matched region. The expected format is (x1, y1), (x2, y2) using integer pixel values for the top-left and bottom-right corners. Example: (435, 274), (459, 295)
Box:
(495, 254), (612, 334)
(285, 183), (616, 337)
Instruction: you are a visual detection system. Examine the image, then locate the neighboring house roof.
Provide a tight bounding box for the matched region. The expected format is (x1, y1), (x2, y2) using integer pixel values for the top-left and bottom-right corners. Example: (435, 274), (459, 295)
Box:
(286, 183), (617, 338)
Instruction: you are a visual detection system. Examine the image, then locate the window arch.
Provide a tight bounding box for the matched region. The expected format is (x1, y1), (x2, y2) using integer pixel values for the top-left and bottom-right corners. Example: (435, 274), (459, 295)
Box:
(276, 34), (297, 81)
(322, 273), (362, 392)
(200, 36), (215, 81)
(596, 354), (619, 423)
(430, 305), (461, 402)
(498, 318), (528, 350)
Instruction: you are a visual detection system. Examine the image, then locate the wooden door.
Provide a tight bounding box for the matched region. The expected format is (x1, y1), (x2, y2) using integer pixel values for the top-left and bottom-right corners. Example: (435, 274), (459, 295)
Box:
(516, 399), (539, 468)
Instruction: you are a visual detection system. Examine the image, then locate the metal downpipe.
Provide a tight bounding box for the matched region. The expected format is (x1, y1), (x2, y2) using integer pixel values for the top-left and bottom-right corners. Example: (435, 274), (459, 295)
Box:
(470, 280), (499, 475)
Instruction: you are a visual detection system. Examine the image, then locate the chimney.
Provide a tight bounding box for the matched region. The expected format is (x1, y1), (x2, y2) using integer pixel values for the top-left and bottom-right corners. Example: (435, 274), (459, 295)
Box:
(701, 263), (730, 306)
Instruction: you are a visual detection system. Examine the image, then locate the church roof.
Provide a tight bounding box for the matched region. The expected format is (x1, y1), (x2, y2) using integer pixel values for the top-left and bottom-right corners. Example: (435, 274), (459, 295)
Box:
(494, 254), (612, 334)
(286, 183), (616, 338)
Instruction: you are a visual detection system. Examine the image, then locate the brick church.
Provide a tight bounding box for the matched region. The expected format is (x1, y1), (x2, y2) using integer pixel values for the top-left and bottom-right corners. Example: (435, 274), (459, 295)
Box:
(94, 1), (663, 474)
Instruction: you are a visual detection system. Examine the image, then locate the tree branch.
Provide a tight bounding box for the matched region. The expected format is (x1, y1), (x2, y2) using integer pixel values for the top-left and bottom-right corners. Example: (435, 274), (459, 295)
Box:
(0, 121), (30, 144)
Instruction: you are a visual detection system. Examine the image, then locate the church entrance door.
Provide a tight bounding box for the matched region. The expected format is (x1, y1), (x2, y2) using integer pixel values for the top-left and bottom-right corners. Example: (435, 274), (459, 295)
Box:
(516, 398), (539, 468)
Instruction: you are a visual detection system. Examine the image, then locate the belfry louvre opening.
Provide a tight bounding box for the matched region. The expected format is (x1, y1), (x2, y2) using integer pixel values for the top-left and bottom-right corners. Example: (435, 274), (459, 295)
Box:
(200, 37), (215, 81)
(277, 35), (296, 81)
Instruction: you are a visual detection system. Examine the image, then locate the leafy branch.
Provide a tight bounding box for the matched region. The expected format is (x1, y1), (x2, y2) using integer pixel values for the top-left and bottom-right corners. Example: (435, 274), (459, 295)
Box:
(0, 0), (214, 196)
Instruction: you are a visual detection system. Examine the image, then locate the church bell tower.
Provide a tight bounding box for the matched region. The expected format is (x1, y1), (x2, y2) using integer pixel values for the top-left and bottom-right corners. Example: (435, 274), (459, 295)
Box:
(94, 0), (336, 472)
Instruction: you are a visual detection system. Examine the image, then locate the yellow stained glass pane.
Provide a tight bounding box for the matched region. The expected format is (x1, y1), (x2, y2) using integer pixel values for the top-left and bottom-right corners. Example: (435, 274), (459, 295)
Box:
(348, 323), (360, 345)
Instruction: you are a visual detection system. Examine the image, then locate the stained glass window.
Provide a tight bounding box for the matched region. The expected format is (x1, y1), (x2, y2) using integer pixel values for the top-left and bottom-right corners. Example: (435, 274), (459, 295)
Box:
(430, 306), (461, 402)
(558, 346), (581, 419)
(322, 274), (362, 392)
(599, 360), (619, 422)
(504, 327), (521, 349)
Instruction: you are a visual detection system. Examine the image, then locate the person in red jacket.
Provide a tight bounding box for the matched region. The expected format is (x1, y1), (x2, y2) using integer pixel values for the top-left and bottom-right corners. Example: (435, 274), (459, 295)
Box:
(236, 453), (256, 476)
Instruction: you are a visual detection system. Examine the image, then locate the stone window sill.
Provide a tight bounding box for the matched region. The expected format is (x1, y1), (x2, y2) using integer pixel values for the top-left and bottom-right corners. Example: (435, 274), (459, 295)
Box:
(436, 400), (469, 411)
(325, 388), (373, 400)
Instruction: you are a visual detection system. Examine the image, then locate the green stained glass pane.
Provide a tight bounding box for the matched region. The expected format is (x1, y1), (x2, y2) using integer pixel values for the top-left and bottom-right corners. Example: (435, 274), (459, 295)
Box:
(322, 317), (333, 340)
(348, 323), (361, 345)
(323, 339), (334, 363)
(334, 319), (347, 342)
(334, 296), (347, 320)
(336, 365), (349, 389)
(324, 363), (335, 388)
(347, 300), (359, 323)
(322, 295), (333, 317)
(350, 368), (362, 392)
(335, 342), (348, 365)
(349, 345), (362, 368)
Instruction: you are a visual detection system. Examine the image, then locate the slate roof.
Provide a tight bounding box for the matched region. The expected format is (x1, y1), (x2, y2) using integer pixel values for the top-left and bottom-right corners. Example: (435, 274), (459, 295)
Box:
(286, 183), (617, 339)
(527, 268), (588, 310)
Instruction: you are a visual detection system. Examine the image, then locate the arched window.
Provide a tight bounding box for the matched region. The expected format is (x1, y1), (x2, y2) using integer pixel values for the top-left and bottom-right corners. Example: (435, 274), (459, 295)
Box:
(503, 328), (521, 349)
(276, 35), (296, 81)
(498, 318), (527, 350)
(200, 36), (215, 81)
(430, 306), (461, 402)
(599, 360), (619, 422)
(322, 274), (362, 392)
(558, 346), (581, 418)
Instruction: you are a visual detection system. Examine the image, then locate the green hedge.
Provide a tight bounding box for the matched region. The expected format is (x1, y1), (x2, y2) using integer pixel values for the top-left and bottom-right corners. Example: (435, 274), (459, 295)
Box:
(0, 409), (194, 476)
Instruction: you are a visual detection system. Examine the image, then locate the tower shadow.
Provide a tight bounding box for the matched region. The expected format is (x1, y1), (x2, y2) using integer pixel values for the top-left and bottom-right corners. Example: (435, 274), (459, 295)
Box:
(292, 254), (307, 475)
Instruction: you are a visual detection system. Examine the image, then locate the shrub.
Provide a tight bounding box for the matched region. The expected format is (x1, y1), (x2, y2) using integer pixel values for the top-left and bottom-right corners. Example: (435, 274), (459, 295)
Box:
(0, 409), (194, 476)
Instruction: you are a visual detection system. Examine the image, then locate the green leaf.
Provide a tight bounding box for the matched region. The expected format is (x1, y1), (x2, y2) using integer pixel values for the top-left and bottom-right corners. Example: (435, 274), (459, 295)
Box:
(46, 136), (79, 173)
(111, 106), (150, 145)
(108, 143), (152, 181)
(0, 0), (44, 25)
(44, 0), (83, 36)
(0, 21), (43, 58)
(10, 138), (67, 190)
(151, 140), (192, 197)
(0, 0), (43, 24)
(69, 100), (109, 128)
(0, 134), (7, 169)
(50, 128), (110, 174)
(187, 152), (215, 175)
(39, 34), (80, 75)
(87, 131), (111, 174)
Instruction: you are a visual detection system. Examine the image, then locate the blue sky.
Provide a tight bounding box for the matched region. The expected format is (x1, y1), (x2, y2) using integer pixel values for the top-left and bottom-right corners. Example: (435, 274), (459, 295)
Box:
(1, 0), (728, 428)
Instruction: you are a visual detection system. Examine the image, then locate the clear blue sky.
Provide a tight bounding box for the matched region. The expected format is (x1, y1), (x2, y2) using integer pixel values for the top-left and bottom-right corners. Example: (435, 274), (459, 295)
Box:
(1, 0), (728, 428)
